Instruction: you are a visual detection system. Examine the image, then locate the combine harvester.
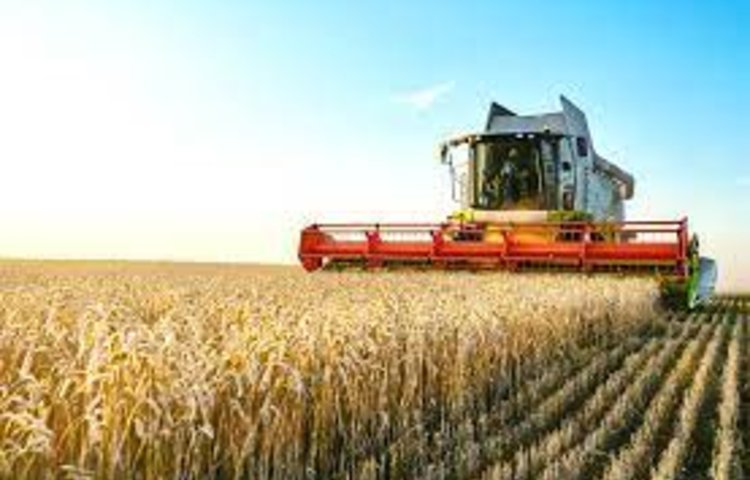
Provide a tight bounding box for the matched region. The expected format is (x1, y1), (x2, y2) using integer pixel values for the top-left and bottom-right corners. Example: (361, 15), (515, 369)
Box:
(298, 96), (716, 309)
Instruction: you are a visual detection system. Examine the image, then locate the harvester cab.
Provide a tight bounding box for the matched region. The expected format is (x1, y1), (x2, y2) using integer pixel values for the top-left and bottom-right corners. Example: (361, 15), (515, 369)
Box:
(299, 96), (717, 309)
(439, 96), (634, 225)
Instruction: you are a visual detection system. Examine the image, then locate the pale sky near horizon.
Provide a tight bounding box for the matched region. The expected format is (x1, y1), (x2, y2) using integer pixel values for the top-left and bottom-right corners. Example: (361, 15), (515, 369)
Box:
(0, 1), (748, 290)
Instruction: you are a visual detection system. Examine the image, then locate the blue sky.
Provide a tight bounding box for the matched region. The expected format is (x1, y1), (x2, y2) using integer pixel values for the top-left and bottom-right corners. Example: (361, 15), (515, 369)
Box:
(0, 1), (748, 289)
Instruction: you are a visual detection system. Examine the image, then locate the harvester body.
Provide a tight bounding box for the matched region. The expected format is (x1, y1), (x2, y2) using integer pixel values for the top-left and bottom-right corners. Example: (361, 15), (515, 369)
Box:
(298, 96), (717, 309)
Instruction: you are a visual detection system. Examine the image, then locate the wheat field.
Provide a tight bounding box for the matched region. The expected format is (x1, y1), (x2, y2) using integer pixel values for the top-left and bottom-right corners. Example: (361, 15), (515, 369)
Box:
(0, 261), (747, 479)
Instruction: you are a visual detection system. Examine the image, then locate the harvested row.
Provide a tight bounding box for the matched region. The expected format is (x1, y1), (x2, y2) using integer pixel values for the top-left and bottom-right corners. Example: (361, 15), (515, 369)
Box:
(504, 336), (651, 451)
(487, 319), (699, 479)
(650, 315), (730, 479)
(380, 321), (635, 480)
(739, 308), (750, 477)
(370, 315), (669, 480)
(599, 316), (721, 479)
(529, 317), (715, 479)
(710, 318), (743, 480)
(385, 299), (745, 480)
(491, 340), (663, 479)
